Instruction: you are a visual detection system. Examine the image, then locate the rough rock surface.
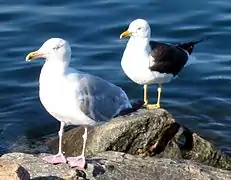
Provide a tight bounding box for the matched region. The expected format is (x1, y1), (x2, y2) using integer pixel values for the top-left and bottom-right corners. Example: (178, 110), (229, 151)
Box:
(2, 151), (231, 180)
(1, 153), (76, 180)
(47, 108), (231, 170)
(48, 108), (179, 156)
(179, 128), (231, 170)
(0, 158), (30, 180)
(2, 108), (231, 179)
(87, 151), (231, 180)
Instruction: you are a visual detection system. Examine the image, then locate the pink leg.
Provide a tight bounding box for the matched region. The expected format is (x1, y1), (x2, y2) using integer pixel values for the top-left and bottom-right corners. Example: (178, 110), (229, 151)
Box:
(67, 126), (87, 169)
(43, 121), (66, 164)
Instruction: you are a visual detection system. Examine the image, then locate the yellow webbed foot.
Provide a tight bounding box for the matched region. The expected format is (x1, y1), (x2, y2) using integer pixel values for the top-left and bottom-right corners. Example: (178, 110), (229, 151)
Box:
(145, 103), (160, 109)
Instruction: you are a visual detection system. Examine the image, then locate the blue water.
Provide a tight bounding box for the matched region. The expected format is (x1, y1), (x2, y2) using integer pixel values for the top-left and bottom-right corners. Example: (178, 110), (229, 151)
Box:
(1, 0), (231, 154)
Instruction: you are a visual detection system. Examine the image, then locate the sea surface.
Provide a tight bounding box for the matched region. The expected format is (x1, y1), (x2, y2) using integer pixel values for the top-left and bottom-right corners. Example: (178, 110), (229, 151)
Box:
(1, 0), (231, 154)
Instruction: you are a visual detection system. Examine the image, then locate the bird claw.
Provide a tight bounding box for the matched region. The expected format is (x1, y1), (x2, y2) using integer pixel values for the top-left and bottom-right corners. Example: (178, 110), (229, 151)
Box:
(67, 156), (86, 169)
(42, 153), (67, 164)
(144, 103), (160, 109)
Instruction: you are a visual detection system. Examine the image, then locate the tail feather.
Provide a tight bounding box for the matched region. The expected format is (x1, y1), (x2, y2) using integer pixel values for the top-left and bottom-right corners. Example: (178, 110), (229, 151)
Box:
(176, 38), (204, 55)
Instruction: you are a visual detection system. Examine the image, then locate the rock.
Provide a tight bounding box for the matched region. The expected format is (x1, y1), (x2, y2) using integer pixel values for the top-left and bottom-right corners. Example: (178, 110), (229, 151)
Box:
(83, 151), (231, 180)
(48, 108), (179, 157)
(1, 153), (76, 180)
(2, 151), (231, 180)
(0, 158), (30, 180)
(179, 128), (231, 170)
(46, 108), (231, 170)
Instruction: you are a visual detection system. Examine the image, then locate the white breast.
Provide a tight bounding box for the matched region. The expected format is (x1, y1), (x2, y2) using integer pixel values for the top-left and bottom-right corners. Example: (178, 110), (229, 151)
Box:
(39, 62), (95, 126)
(121, 50), (154, 85)
(121, 40), (174, 85)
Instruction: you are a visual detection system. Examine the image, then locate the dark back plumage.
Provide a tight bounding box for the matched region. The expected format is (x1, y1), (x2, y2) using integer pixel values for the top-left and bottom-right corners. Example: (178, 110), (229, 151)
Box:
(149, 39), (203, 76)
(149, 41), (188, 76)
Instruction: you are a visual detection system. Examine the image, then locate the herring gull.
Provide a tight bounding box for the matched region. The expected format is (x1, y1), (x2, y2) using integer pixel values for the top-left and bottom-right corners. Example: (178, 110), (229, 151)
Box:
(26, 38), (131, 168)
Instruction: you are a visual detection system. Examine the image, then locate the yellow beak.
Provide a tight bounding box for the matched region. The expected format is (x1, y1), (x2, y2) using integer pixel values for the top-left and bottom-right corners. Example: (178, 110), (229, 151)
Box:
(25, 51), (44, 62)
(120, 30), (132, 39)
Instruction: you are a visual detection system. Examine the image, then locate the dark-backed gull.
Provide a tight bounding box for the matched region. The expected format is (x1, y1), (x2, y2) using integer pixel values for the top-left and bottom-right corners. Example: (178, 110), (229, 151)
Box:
(120, 19), (203, 109)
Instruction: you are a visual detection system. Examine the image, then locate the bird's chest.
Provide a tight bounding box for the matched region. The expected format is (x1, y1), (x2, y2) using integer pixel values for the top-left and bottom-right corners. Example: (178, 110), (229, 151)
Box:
(39, 74), (76, 122)
(39, 79), (62, 107)
(39, 79), (61, 109)
(121, 50), (154, 85)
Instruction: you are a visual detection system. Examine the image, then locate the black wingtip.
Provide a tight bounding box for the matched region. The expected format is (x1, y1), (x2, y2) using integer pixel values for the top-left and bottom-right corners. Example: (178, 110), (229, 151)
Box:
(192, 38), (205, 45)
(176, 38), (205, 55)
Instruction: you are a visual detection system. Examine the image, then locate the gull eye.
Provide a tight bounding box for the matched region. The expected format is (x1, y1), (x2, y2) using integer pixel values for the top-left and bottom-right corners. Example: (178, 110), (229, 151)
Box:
(53, 44), (63, 50)
(137, 27), (142, 30)
(53, 46), (59, 50)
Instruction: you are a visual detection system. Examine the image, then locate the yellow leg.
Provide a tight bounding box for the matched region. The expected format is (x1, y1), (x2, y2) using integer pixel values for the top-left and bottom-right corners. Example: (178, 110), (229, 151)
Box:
(146, 84), (162, 109)
(143, 84), (148, 105)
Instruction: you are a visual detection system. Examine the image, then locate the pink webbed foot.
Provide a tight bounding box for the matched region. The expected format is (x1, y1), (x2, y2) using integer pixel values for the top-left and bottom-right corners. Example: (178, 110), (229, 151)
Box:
(42, 153), (67, 164)
(67, 156), (86, 169)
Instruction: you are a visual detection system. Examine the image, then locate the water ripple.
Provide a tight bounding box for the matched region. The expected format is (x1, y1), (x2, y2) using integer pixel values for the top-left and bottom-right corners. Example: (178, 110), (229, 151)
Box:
(1, 0), (231, 153)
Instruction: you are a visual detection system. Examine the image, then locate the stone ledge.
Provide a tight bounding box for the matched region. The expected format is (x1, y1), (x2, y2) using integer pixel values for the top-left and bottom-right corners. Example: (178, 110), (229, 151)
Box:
(47, 108), (231, 170)
(2, 151), (231, 180)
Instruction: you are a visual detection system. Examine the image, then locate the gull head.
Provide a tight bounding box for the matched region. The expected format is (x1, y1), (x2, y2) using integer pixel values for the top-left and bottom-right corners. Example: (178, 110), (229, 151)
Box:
(26, 38), (71, 63)
(120, 19), (151, 39)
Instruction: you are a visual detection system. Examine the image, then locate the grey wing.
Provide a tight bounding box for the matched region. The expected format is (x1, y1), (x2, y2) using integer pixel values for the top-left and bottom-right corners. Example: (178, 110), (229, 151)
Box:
(76, 73), (131, 122)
